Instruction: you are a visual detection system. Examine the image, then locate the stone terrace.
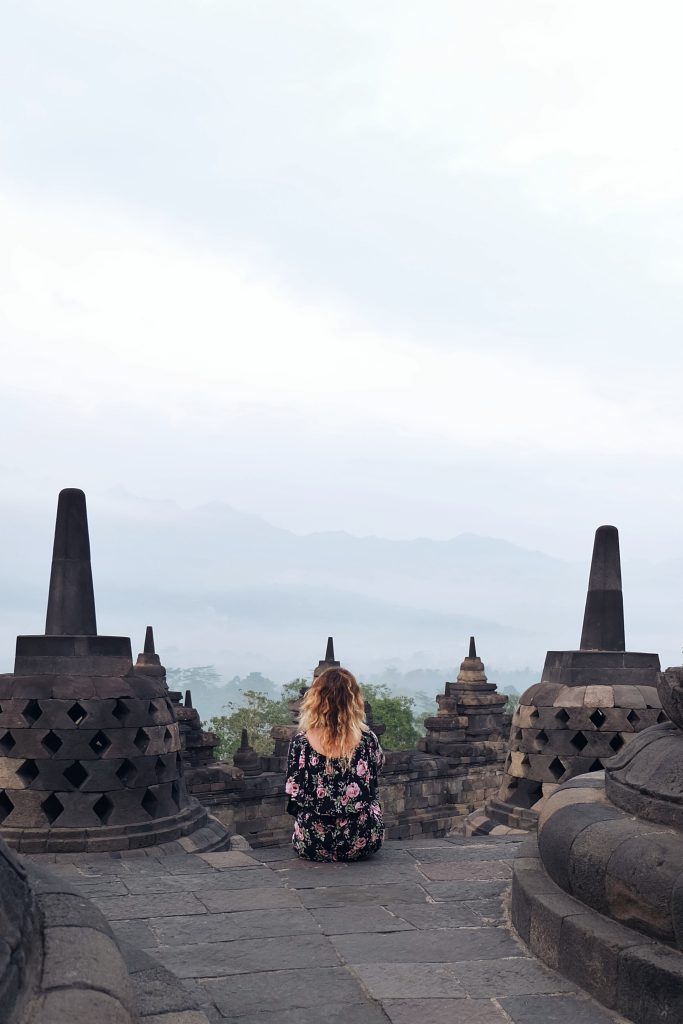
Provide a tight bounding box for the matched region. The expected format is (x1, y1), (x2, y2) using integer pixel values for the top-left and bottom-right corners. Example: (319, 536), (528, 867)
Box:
(26, 835), (628, 1024)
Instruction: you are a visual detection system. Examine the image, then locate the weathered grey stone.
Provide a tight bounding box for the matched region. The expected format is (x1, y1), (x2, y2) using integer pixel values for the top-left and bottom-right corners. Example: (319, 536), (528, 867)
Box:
(128, 964), (198, 1016)
(331, 926), (520, 964)
(384, 999), (509, 1024)
(311, 905), (415, 934)
(201, 967), (365, 1015)
(417, 859), (511, 881)
(421, 879), (509, 902)
(36, 988), (132, 1024)
(93, 891), (208, 920)
(348, 963), (467, 999)
(297, 881), (430, 908)
(558, 913), (652, 1008)
(154, 932), (339, 978)
(122, 867), (279, 894)
(150, 907), (318, 945)
(42, 925), (134, 1010)
(499, 993), (618, 1024)
(616, 941), (683, 1024)
(385, 901), (481, 929)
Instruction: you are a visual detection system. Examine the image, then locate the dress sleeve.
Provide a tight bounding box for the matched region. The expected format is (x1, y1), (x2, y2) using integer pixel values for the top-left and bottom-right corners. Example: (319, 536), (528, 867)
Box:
(367, 731), (385, 798)
(285, 733), (307, 816)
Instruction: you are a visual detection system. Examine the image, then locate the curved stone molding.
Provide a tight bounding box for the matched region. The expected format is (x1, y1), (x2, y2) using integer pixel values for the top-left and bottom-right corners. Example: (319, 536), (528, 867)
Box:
(512, 832), (683, 1024)
(0, 838), (41, 1023)
(605, 721), (683, 830)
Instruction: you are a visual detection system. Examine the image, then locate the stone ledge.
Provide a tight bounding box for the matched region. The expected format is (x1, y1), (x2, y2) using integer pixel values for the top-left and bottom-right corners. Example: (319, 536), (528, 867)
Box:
(511, 833), (683, 1024)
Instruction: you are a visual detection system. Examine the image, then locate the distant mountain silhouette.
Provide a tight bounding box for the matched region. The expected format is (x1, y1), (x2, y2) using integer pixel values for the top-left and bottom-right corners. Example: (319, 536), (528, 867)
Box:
(0, 489), (679, 681)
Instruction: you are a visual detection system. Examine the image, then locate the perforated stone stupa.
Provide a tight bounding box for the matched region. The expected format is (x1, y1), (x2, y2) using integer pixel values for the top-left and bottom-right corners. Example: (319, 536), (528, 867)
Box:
(0, 488), (207, 852)
(487, 525), (664, 830)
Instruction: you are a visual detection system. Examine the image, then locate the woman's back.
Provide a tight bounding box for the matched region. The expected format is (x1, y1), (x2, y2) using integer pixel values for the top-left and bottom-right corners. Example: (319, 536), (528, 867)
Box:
(284, 666), (386, 861)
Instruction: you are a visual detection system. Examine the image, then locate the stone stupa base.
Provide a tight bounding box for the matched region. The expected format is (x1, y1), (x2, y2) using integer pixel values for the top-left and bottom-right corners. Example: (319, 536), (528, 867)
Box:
(512, 784), (683, 1024)
(1, 797), (224, 854)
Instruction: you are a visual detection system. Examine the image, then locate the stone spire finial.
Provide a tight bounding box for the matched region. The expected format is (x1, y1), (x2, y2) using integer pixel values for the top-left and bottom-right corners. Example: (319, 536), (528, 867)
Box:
(144, 626), (155, 654)
(45, 488), (97, 636)
(314, 635), (341, 677)
(580, 525), (625, 652)
(185, 689), (193, 709)
(469, 635), (477, 659)
(240, 728), (249, 749)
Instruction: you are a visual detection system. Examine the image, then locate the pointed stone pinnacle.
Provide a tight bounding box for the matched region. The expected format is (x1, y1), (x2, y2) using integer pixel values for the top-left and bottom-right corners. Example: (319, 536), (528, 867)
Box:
(240, 727), (249, 750)
(184, 689), (193, 709)
(469, 636), (477, 659)
(144, 626), (155, 654)
(45, 488), (97, 636)
(325, 636), (335, 662)
(580, 525), (626, 652)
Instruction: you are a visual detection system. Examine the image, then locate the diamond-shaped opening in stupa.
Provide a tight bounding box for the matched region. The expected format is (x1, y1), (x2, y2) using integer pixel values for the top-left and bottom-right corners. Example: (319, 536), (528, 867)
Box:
(0, 790), (14, 823)
(134, 728), (150, 753)
(89, 731), (111, 757)
(0, 730), (16, 753)
(42, 731), (63, 755)
(589, 708), (607, 729)
(570, 731), (588, 752)
(549, 757), (566, 781)
(67, 702), (88, 726)
(116, 759), (138, 786)
(22, 700), (43, 725)
(141, 788), (159, 818)
(16, 759), (39, 786)
(112, 699), (131, 723)
(41, 793), (64, 824)
(93, 794), (113, 824)
(63, 761), (89, 789)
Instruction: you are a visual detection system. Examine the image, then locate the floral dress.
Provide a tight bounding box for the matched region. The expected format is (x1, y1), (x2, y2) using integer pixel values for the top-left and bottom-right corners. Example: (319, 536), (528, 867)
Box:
(285, 730), (385, 861)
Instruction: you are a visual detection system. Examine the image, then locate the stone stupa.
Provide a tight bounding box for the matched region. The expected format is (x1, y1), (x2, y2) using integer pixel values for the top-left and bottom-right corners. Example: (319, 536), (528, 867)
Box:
(486, 525), (665, 830)
(512, 663), (683, 1024)
(420, 636), (507, 761)
(0, 488), (208, 852)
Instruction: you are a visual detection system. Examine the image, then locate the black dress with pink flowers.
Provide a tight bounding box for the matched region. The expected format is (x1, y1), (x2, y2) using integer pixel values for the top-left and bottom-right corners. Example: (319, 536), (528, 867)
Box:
(285, 730), (385, 861)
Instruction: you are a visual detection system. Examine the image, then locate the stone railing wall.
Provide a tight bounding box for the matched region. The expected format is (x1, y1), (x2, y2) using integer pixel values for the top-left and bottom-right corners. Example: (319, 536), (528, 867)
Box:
(187, 745), (506, 848)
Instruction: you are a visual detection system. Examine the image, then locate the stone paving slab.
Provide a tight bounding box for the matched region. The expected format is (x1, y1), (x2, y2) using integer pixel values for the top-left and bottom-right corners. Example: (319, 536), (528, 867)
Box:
(297, 881), (430, 908)
(499, 993), (624, 1024)
(201, 966), (367, 1015)
(153, 932), (340, 979)
(29, 832), (625, 1024)
(417, 859), (512, 881)
(310, 905), (415, 934)
(149, 908), (319, 945)
(123, 869), (282, 895)
(383, 997), (509, 1024)
(332, 925), (522, 964)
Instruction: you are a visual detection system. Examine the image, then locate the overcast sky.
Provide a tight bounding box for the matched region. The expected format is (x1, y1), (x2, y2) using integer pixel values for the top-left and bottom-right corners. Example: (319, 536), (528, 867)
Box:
(3, 1), (683, 560)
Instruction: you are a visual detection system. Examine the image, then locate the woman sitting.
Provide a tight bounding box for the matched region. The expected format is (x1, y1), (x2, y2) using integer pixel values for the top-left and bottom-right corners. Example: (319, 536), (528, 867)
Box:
(285, 666), (385, 862)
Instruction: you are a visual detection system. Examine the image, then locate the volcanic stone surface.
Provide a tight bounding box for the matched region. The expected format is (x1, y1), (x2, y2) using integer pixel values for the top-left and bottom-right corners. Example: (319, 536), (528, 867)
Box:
(0, 488), (207, 852)
(23, 833), (621, 1024)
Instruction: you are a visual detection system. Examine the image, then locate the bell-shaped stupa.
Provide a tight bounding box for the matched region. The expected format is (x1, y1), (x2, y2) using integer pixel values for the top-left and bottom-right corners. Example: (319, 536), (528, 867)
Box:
(0, 489), (208, 852)
(486, 525), (664, 830)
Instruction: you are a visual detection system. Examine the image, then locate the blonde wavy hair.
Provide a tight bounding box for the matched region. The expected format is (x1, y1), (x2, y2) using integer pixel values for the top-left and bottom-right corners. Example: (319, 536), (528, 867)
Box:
(298, 666), (367, 759)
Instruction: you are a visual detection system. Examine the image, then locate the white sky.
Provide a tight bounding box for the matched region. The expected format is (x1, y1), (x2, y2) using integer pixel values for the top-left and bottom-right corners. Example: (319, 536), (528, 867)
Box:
(3, 1), (683, 558)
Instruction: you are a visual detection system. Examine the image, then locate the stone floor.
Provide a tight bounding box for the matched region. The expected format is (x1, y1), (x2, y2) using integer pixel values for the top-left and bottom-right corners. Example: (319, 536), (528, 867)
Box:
(29, 835), (631, 1024)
